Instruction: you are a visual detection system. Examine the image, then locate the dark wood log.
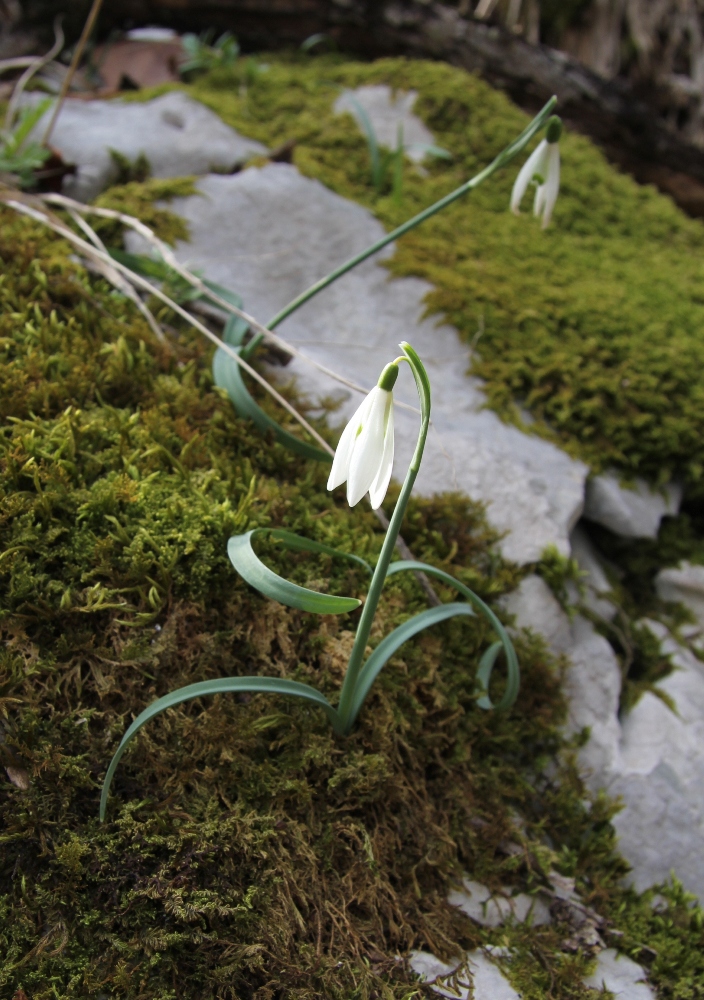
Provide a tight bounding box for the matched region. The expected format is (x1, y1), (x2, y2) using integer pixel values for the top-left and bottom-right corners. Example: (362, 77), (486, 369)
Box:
(16, 0), (704, 216)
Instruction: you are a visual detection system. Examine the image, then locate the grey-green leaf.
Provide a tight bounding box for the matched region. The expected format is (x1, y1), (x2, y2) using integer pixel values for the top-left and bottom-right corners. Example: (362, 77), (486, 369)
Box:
(228, 528), (368, 614)
(100, 676), (342, 820)
(385, 559), (519, 711)
(347, 602), (475, 727)
(214, 316), (332, 463)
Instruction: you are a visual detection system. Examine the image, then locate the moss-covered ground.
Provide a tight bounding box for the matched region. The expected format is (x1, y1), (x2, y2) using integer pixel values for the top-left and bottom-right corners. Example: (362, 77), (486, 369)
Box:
(4, 54), (704, 999)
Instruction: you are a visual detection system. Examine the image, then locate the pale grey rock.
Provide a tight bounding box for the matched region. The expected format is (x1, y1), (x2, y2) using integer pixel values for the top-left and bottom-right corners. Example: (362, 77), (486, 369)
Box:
(125, 26), (178, 40)
(501, 576), (622, 787)
(610, 619), (704, 898)
(408, 950), (520, 1000)
(25, 91), (266, 202)
(655, 562), (704, 627)
(584, 471), (682, 539)
(448, 877), (551, 927)
(334, 85), (436, 160)
(583, 948), (655, 999)
(141, 164), (587, 564)
(569, 525), (617, 621)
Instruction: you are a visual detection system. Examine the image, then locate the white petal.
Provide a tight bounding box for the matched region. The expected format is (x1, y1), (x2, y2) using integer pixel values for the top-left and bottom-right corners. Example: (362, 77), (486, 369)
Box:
(540, 143), (560, 229)
(533, 182), (546, 219)
(510, 140), (548, 216)
(327, 392), (373, 491)
(368, 397), (394, 509)
(347, 388), (387, 506)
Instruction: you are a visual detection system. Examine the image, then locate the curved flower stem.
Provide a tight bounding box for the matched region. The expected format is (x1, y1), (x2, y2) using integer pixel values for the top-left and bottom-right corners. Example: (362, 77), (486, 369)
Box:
(240, 96), (557, 360)
(336, 343), (431, 734)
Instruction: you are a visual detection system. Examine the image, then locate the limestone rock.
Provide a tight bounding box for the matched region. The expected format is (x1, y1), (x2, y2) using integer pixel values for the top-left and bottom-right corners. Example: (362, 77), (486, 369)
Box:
(583, 948), (655, 999)
(27, 91), (266, 202)
(142, 164), (587, 564)
(611, 619), (704, 898)
(334, 85), (437, 159)
(448, 878), (551, 927)
(500, 575), (622, 786)
(655, 562), (704, 627)
(408, 950), (520, 1000)
(584, 471), (681, 539)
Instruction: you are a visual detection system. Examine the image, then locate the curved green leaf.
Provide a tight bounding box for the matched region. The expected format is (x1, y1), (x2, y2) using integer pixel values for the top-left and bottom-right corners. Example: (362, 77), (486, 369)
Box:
(347, 602), (474, 727)
(100, 676), (342, 820)
(266, 529), (372, 574)
(342, 91), (382, 188)
(228, 528), (369, 614)
(214, 315), (331, 463)
(385, 560), (520, 711)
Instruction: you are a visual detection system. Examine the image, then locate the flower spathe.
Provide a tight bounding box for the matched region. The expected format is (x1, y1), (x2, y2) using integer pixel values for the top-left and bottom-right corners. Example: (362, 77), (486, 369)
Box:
(510, 115), (562, 229)
(327, 363), (397, 509)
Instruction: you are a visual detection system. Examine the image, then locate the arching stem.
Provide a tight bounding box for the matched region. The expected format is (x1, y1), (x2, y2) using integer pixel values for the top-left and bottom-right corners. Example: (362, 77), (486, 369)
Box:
(240, 95), (557, 360)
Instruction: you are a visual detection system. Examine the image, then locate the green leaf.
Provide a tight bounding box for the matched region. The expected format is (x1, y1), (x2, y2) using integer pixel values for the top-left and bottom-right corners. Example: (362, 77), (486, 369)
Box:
(108, 248), (174, 281)
(9, 98), (52, 150)
(213, 317), (332, 463)
(347, 602), (475, 725)
(342, 91), (382, 189)
(100, 676), (342, 820)
(406, 142), (453, 161)
(107, 255), (329, 463)
(228, 528), (369, 614)
(385, 559), (520, 711)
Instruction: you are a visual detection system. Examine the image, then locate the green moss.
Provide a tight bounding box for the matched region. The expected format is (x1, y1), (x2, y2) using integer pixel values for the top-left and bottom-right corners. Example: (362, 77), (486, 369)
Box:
(94, 176), (198, 245)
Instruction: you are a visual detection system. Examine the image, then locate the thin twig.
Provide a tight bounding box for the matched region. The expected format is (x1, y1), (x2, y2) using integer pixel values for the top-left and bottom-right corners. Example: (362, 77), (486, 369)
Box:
(5, 16), (65, 132)
(41, 0), (104, 147)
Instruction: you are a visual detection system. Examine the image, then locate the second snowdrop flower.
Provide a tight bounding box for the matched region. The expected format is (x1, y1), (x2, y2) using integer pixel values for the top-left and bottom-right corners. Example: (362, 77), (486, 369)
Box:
(327, 361), (398, 509)
(511, 115), (562, 229)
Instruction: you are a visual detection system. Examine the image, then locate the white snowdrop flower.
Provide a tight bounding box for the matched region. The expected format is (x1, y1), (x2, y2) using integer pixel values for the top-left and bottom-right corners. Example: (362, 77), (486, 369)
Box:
(511, 115), (562, 229)
(327, 362), (398, 509)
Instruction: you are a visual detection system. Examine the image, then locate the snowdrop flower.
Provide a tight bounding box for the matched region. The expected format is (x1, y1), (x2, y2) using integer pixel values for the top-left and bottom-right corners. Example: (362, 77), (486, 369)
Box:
(511, 115), (562, 229)
(327, 361), (398, 509)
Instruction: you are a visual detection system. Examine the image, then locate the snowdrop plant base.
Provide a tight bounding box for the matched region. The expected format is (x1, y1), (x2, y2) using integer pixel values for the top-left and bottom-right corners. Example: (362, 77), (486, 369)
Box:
(98, 96), (564, 819)
(99, 343), (519, 819)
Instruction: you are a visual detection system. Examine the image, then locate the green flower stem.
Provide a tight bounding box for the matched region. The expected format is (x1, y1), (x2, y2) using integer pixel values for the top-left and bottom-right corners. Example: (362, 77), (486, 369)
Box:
(241, 96), (557, 361)
(336, 343), (431, 734)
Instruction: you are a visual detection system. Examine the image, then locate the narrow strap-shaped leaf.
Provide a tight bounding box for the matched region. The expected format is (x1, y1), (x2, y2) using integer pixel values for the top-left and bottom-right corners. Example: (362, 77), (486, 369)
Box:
(347, 602), (474, 727)
(109, 248), (174, 281)
(213, 322), (332, 464)
(100, 676), (342, 820)
(108, 252), (329, 463)
(267, 529), (372, 574)
(228, 529), (365, 614)
(385, 560), (520, 711)
(476, 642), (505, 711)
(342, 91), (381, 187)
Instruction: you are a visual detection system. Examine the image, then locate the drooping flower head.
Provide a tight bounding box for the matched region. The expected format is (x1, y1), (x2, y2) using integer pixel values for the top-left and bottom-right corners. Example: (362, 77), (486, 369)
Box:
(510, 115), (562, 229)
(327, 361), (398, 509)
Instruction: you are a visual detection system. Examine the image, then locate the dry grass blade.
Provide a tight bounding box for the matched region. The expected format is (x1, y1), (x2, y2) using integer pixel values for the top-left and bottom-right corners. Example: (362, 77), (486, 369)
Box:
(41, 0), (104, 147)
(63, 205), (167, 344)
(41, 194), (422, 417)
